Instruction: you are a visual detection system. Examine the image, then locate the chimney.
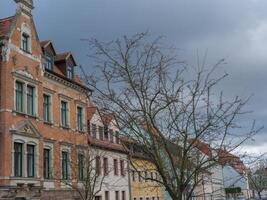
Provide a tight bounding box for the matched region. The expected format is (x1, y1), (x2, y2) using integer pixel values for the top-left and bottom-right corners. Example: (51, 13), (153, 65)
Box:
(14, 0), (34, 16)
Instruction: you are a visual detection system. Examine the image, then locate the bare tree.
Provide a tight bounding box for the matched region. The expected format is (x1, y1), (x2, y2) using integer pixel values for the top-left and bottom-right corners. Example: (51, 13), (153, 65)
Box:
(249, 160), (267, 199)
(58, 148), (108, 200)
(81, 32), (261, 200)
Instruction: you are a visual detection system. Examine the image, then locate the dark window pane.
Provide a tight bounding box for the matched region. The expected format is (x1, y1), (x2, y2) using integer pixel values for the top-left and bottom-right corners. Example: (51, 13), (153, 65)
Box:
(43, 148), (51, 179)
(62, 151), (69, 179)
(43, 94), (50, 122)
(27, 85), (34, 115)
(22, 33), (29, 52)
(61, 101), (68, 127)
(78, 154), (84, 180)
(27, 144), (35, 177)
(14, 143), (23, 177)
(15, 82), (23, 112)
(77, 107), (83, 131)
(95, 156), (101, 175)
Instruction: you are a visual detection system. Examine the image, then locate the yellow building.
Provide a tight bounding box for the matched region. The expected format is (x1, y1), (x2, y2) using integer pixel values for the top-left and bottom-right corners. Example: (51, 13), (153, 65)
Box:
(129, 157), (164, 200)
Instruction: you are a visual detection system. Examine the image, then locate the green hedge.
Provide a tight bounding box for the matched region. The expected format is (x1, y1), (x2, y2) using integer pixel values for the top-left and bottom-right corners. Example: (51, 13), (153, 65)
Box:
(225, 187), (241, 194)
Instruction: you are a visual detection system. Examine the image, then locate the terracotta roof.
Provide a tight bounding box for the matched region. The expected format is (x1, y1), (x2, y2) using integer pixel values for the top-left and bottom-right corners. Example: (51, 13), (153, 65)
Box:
(40, 40), (51, 48)
(87, 106), (98, 121)
(188, 139), (212, 157)
(53, 65), (65, 76)
(89, 136), (128, 153)
(55, 52), (70, 62)
(54, 52), (77, 66)
(218, 149), (246, 175)
(0, 16), (15, 38)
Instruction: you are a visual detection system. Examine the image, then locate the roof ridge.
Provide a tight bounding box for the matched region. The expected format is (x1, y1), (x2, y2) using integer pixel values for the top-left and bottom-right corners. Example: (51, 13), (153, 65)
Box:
(0, 16), (15, 22)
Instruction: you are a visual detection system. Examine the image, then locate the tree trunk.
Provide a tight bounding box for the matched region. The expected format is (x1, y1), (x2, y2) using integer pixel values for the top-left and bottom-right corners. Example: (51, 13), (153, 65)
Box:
(258, 191), (262, 199)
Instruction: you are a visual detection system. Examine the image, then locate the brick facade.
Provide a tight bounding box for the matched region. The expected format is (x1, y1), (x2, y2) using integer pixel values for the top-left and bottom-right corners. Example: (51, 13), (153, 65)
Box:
(0, 1), (90, 199)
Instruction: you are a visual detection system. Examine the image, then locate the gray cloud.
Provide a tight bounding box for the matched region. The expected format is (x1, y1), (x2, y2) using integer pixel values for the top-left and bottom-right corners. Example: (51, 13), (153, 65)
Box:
(1, 0), (267, 153)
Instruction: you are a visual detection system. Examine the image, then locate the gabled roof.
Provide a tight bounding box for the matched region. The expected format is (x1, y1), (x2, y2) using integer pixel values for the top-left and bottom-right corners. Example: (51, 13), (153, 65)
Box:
(0, 16), (15, 38)
(55, 52), (77, 66)
(87, 106), (98, 121)
(40, 40), (56, 55)
(218, 149), (246, 175)
(188, 139), (212, 157)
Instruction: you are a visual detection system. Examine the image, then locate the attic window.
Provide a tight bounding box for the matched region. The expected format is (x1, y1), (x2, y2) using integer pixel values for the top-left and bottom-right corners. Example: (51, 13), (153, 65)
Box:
(44, 54), (53, 71)
(21, 33), (29, 52)
(66, 65), (73, 79)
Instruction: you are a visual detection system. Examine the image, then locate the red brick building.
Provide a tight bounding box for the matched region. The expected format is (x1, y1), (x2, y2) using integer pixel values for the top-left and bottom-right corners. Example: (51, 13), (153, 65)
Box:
(0, 0), (91, 199)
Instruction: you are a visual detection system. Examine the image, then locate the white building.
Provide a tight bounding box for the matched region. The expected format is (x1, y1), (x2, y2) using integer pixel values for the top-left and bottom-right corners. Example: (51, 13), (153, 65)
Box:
(87, 106), (130, 200)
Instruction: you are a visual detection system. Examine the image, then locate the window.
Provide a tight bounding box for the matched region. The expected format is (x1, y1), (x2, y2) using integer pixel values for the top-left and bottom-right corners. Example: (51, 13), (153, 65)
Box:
(138, 171), (142, 182)
(27, 85), (35, 115)
(145, 171), (148, 182)
(120, 160), (125, 176)
(109, 129), (114, 143)
(105, 191), (109, 200)
(95, 156), (101, 175)
(140, 198), (143, 200)
(115, 131), (120, 144)
(152, 197), (155, 200)
(77, 106), (83, 131)
(132, 171), (136, 182)
(115, 191), (119, 200)
(61, 101), (68, 127)
(114, 159), (118, 176)
(122, 191), (126, 200)
(15, 81), (23, 112)
(95, 196), (101, 200)
(67, 65), (73, 79)
(45, 54), (53, 70)
(146, 198), (149, 200)
(104, 126), (109, 140)
(99, 126), (104, 140)
(103, 157), (108, 176)
(91, 124), (97, 138)
(27, 144), (35, 177)
(62, 151), (69, 180)
(22, 33), (29, 52)
(78, 153), (84, 180)
(14, 142), (23, 177)
(43, 148), (51, 179)
(43, 94), (51, 122)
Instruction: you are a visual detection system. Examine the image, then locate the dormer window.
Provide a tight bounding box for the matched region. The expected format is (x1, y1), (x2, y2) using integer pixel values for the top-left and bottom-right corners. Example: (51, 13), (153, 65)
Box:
(44, 54), (53, 71)
(67, 65), (73, 79)
(22, 33), (29, 52)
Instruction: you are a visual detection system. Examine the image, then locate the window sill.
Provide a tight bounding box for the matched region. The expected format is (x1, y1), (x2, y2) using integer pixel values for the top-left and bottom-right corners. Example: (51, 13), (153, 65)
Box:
(77, 129), (86, 133)
(60, 125), (70, 130)
(20, 48), (32, 54)
(12, 110), (38, 119)
(44, 121), (53, 126)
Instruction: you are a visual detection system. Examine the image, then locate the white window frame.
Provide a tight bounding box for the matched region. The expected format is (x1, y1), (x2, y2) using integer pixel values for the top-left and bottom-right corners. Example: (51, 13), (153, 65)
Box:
(76, 105), (85, 132)
(12, 136), (39, 178)
(43, 92), (53, 123)
(43, 142), (54, 179)
(20, 22), (32, 53)
(59, 98), (70, 128)
(60, 146), (71, 182)
(13, 78), (38, 117)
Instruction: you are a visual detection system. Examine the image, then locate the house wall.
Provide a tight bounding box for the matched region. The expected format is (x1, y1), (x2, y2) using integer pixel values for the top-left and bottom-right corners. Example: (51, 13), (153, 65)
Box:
(130, 158), (163, 200)
(0, 3), (89, 200)
(223, 165), (250, 199)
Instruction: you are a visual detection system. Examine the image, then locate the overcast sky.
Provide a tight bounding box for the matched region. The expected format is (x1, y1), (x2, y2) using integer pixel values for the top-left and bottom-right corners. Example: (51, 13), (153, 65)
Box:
(1, 0), (267, 155)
